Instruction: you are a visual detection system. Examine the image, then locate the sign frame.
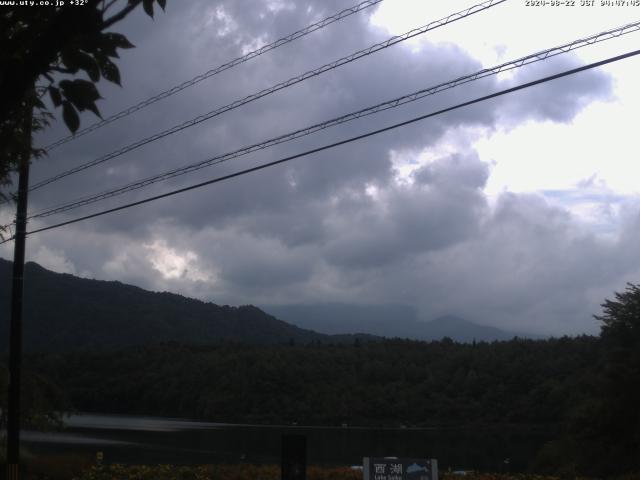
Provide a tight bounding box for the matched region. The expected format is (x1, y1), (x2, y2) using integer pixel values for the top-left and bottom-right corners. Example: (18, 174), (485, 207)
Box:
(363, 457), (438, 480)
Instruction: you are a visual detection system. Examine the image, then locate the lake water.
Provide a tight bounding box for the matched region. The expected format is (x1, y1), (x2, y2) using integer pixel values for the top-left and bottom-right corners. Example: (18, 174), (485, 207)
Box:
(21, 414), (553, 471)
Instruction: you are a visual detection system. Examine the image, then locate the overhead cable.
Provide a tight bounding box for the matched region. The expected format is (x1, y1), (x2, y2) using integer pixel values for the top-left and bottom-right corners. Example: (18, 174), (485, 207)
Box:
(30, 0), (506, 191)
(1, 47), (635, 244)
(24, 19), (640, 221)
(42, 0), (385, 152)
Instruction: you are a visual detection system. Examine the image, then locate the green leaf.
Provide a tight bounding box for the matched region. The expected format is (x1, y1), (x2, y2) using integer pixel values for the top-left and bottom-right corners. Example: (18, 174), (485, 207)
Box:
(75, 51), (100, 82)
(34, 97), (46, 110)
(60, 79), (101, 104)
(59, 79), (102, 118)
(84, 99), (101, 118)
(94, 34), (119, 58)
(100, 58), (121, 86)
(156, 0), (166, 10)
(101, 43), (119, 59)
(143, 0), (154, 17)
(61, 49), (100, 81)
(49, 86), (62, 107)
(103, 32), (135, 49)
(60, 50), (80, 74)
(62, 101), (79, 134)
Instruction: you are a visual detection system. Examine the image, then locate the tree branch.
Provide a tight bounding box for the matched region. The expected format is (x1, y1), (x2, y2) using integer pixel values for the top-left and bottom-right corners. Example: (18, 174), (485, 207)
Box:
(103, 0), (120, 14)
(102, 0), (143, 29)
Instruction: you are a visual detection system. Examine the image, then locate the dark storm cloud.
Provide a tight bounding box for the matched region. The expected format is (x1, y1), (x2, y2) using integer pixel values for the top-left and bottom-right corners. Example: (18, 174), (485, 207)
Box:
(321, 152), (489, 268)
(496, 52), (614, 124)
(429, 193), (640, 335)
(0, 0), (631, 335)
(24, 0), (605, 222)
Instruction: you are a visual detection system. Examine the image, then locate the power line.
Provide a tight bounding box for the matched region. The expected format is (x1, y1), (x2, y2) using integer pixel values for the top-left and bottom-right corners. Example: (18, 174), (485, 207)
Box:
(29, 0), (506, 192)
(42, 0), (385, 152)
(24, 19), (640, 221)
(2, 47), (635, 244)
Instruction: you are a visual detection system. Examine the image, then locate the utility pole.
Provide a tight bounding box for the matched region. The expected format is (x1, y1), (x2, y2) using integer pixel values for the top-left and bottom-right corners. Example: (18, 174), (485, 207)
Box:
(6, 98), (32, 480)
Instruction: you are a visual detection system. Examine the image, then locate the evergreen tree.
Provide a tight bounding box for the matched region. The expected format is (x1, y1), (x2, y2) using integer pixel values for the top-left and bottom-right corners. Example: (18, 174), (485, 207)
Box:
(589, 283), (640, 474)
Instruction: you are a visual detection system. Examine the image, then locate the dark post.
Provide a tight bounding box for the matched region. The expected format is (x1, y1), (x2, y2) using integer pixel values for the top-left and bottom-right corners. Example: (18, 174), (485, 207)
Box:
(281, 434), (306, 480)
(6, 99), (32, 480)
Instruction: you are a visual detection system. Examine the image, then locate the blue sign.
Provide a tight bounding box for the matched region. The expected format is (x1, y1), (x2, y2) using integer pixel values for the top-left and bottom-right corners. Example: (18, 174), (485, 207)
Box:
(363, 458), (438, 480)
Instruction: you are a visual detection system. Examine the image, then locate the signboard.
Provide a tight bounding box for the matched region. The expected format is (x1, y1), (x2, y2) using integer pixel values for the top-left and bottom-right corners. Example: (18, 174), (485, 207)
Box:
(363, 458), (438, 480)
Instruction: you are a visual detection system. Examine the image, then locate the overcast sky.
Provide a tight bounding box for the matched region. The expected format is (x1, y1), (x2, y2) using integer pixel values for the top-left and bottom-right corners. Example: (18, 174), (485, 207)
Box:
(2, 0), (640, 335)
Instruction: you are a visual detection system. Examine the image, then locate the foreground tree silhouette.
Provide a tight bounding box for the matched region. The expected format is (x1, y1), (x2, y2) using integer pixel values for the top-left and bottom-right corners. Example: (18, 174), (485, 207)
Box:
(530, 284), (640, 476)
(0, 0), (167, 204)
(1, 2), (167, 475)
(590, 282), (640, 474)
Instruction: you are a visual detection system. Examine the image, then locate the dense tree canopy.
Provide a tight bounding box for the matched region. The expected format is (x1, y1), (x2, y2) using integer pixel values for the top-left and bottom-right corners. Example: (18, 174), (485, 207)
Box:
(30, 337), (600, 428)
(0, 0), (167, 204)
(589, 283), (640, 474)
(596, 282), (640, 340)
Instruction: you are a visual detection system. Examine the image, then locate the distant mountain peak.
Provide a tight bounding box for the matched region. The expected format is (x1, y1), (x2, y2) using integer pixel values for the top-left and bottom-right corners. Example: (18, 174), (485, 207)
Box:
(429, 315), (468, 326)
(263, 304), (541, 342)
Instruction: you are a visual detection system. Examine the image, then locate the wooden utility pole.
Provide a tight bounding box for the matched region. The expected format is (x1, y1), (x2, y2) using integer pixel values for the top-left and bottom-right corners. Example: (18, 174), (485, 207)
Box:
(6, 98), (33, 480)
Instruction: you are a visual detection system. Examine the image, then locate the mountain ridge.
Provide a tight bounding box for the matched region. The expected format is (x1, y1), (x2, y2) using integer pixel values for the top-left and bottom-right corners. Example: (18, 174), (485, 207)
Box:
(263, 303), (542, 342)
(0, 258), (376, 353)
(0, 258), (537, 352)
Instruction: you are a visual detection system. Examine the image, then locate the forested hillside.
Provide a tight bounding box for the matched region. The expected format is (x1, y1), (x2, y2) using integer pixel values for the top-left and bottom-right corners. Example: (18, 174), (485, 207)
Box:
(2, 257), (639, 475)
(29, 337), (599, 427)
(0, 259), (373, 352)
